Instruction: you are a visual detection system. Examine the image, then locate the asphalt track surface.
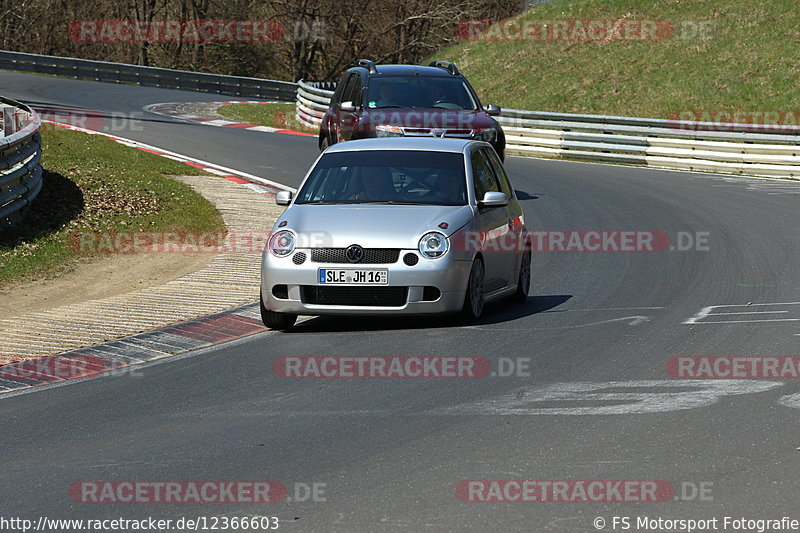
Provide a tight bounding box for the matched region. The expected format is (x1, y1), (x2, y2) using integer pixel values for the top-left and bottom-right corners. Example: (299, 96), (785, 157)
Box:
(2, 72), (800, 532)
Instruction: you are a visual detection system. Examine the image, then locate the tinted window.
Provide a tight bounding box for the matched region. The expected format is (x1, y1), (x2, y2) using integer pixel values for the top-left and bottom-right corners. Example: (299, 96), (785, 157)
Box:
(342, 74), (362, 106)
(331, 72), (350, 104)
(296, 151), (467, 206)
(471, 149), (499, 201)
(366, 76), (479, 110)
(485, 148), (513, 198)
(339, 74), (358, 106)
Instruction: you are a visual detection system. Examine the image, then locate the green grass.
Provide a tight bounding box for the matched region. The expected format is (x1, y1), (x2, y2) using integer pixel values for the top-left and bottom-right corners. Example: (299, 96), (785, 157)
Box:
(217, 102), (317, 133)
(431, 0), (800, 118)
(0, 127), (224, 286)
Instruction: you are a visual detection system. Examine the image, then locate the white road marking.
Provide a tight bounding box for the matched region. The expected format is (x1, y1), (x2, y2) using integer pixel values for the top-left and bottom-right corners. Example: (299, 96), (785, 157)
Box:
(684, 302), (800, 324)
(559, 316), (651, 327)
(544, 307), (665, 312)
(711, 311), (789, 315)
(465, 313), (656, 330)
(430, 380), (783, 416)
(779, 393), (800, 409)
(697, 319), (800, 324)
(203, 119), (240, 126)
(242, 183), (274, 194)
(247, 126), (279, 133)
(43, 121), (295, 193)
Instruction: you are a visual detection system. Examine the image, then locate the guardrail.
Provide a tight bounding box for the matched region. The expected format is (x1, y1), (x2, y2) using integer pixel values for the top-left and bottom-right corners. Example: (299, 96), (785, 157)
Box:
(0, 96), (42, 225)
(0, 50), (297, 102)
(296, 80), (335, 129)
(293, 83), (800, 178)
(9, 50), (785, 180)
(496, 109), (800, 178)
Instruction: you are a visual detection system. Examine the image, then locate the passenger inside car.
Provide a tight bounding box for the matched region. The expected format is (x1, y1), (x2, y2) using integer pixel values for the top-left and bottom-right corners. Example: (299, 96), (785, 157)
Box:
(426, 170), (466, 204)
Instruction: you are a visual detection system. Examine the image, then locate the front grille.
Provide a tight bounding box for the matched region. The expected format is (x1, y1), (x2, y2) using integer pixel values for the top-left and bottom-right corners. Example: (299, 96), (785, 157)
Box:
(292, 252), (307, 265)
(310, 248), (400, 264)
(301, 286), (408, 307)
(402, 128), (473, 138)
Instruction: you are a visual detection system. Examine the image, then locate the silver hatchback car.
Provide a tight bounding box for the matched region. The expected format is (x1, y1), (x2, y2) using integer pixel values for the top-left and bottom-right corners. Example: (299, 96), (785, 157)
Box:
(260, 138), (531, 330)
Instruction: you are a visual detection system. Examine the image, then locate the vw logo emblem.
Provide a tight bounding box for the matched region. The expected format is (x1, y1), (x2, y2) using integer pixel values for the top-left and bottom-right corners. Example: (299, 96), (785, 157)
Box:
(345, 244), (364, 263)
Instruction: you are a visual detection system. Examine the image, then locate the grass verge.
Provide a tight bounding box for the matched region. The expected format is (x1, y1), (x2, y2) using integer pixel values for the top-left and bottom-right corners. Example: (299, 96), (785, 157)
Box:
(217, 102), (317, 134)
(0, 126), (224, 286)
(432, 0), (800, 119)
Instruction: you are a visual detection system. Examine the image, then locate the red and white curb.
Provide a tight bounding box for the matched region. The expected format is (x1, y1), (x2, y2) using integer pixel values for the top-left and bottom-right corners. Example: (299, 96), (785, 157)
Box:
(44, 121), (295, 195)
(0, 119), (299, 397)
(0, 303), (269, 396)
(144, 100), (316, 137)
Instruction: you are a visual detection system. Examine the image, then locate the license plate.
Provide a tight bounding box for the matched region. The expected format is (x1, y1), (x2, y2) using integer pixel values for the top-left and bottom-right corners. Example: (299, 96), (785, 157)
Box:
(318, 268), (389, 285)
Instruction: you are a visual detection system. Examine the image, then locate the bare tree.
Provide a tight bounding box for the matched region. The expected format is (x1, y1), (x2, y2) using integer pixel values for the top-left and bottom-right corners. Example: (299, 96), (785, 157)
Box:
(130, 0), (160, 65)
(2, 0), (521, 80)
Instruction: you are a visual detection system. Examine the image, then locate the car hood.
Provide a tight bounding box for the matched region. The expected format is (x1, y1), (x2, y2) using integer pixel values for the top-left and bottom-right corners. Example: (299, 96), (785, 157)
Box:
(362, 109), (494, 131)
(279, 204), (474, 249)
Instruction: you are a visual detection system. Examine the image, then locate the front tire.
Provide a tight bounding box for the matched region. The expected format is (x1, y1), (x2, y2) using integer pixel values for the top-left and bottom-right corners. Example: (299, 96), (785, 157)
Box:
(260, 293), (297, 331)
(460, 257), (485, 322)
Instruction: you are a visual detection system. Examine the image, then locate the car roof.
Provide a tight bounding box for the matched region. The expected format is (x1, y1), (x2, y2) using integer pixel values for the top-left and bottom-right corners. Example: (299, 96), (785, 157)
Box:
(350, 64), (458, 78)
(325, 137), (483, 154)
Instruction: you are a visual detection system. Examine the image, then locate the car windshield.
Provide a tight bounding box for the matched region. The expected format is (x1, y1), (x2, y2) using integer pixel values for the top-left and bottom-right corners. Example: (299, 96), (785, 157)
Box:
(366, 76), (479, 110)
(295, 151), (468, 206)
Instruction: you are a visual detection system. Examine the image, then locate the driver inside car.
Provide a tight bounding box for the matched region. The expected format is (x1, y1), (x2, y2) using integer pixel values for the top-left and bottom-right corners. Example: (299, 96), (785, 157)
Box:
(370, 83), (397, 108)
(350, 167), (396, 201)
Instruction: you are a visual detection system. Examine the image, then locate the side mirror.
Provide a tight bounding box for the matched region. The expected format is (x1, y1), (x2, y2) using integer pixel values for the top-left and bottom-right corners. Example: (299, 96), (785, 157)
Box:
(485, 104), (501, 116)
(340, 101), (356, 112)
(276, 191), (293, 206)
(479, 191), (508, 208)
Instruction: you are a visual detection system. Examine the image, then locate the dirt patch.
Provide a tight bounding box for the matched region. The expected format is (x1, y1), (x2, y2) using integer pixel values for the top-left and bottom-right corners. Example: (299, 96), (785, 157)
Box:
(0, 251), (216, 319)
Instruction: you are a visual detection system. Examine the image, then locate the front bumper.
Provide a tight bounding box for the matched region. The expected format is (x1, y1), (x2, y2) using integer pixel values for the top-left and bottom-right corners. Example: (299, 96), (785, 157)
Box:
(261, 249), (472, 316)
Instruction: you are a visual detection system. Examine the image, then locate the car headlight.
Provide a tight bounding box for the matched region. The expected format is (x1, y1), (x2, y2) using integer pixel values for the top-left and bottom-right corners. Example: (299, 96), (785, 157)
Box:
(375, 124), (404, 137)
(269, 230), (296, 257)
(473, 128), (497, 142)
(418, 231), (449, 259)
